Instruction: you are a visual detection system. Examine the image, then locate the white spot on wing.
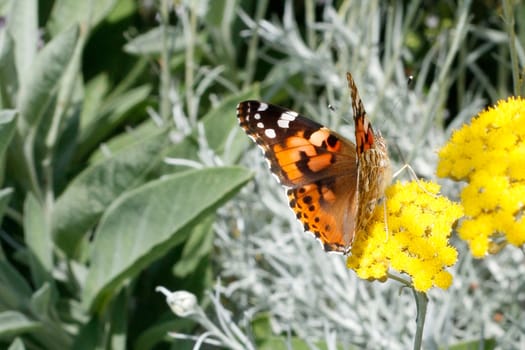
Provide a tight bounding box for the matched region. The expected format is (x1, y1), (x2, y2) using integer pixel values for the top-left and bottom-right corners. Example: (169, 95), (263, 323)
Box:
(279, 112), (295, 122)
(265, 128), (277, 138)
(257, 122), (264, 128)
(282, 111), (298, 120)
(258, 103), (269, 111)
(277, 119), (290, 128)
(254, 113), (261, 120)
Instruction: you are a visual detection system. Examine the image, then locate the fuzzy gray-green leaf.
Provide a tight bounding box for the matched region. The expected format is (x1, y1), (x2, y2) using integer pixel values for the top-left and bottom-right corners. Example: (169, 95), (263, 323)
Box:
(17, 26), (79, 136)
(53, 130), (169, 256)
(0, 311), (40, 337)
(7, 0), (38, 83)
(83, 166), (252, 309)
(24, 194), (53, 287)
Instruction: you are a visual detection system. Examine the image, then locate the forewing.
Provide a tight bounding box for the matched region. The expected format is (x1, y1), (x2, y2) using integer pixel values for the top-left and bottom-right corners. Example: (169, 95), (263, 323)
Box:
(237, 100), (359, 252)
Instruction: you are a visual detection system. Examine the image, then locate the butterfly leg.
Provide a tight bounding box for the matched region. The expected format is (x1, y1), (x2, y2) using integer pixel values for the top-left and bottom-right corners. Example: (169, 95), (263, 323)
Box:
(393, 163), (437, 197)
(382, 199), (389, 243)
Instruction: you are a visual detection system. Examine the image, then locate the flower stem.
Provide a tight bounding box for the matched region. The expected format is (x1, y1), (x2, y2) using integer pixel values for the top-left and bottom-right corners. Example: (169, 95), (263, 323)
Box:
(412, 291), (428, 350)
(386, 273), (429, 350)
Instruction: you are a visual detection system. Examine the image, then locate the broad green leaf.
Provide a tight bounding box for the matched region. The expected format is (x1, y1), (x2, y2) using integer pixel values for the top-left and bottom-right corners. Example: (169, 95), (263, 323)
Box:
(71, 318), (103, 350)
(75, 84), (152, 161)
(252, 314), (340, 350)
(158, 86), (259, 176)
(106, 0), (135, 23)
(0, 311), (40, 337)
(53, 130), (169, 256)
(134, 319), (194, 350)
(7, 0), (38, 84)
(123, 26), (182, 56)
(0, 109), (16, 185)
(17, 26), (79, 136)
(45, 21), (86, 153)
(47, 0), (118, 35)
(196, 85), (259, 163)
(8, 337), (26, 350)
(81, 85), (152, 132)
(0, 110), (17, 158)
(108, 290), (128, 350)
(0, 188), (13, 223)
(173, 214), (214, 277)
(0, 260), (32, 311)
(24, 194), (53, 287)
(78, 74), (110, 134)
(83, 166), (252, 309)
(88, 120), (161, 164)
(77, 60), (149, 156)
(29, 283), (52, 318)
(0, 33), (18, 108)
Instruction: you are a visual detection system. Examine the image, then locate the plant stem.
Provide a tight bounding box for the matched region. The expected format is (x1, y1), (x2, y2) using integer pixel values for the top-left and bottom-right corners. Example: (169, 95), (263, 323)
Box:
(243, 0), (267, 89)
(412, 291), (428, 350)
(502, 0), (521, 95)
(386, 273), (429, 350)
(159, 0), (172, 122)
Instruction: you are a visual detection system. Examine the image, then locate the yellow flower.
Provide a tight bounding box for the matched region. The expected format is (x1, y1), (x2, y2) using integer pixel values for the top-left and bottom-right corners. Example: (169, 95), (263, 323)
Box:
(437, 97), (525, 257)
(346, 181), (463, 292)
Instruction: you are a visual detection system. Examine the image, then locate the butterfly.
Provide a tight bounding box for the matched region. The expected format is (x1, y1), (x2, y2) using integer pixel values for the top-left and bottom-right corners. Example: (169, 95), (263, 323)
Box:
(237, 73), (392, 254)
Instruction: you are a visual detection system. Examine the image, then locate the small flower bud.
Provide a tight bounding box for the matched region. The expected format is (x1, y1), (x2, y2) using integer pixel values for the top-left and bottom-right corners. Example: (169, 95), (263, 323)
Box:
(156, 287), (198, 317)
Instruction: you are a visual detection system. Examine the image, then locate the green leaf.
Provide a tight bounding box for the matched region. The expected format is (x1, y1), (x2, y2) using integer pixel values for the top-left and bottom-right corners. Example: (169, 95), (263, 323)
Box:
(0, 33), (18, 109)
(29, 283), (53, 318)
(6, 0), (38, 84)
(123, 26), (182, 56)
(77, 74), (110, 134)
(47, 0), (118, 35)
(0, 311), (40, 338)
(0, 110), (17, 158)
(53, 130), (169, 256)
(71, 318), (103, 350)
(83, 166), (252, 310)
(75, 84), (152, 161)
(0, 188), (13, 223)
(24, 194), (53, 287)
(159, 86), (259, 175)
(173, 214), (214, 277)
(106, 0), (135, 23)
(0, 110), (17, 185)
(134, 319), (194, 350)
(108, 290), (128, 350)
(17, 26), (79, 136)
(252, 314), (340, 350)
(88, 120), (162, 164)
(196, 85), (259, 163)
(0, 260), (32, 311)
(8, 337), (26, 350)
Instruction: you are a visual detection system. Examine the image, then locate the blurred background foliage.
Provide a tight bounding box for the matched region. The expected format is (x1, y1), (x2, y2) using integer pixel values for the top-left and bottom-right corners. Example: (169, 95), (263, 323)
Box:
(0, 0), (523, 349)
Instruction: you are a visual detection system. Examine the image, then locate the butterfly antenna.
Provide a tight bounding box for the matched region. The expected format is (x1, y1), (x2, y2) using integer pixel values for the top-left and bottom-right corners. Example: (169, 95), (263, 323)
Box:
(389, 74), (438, 197)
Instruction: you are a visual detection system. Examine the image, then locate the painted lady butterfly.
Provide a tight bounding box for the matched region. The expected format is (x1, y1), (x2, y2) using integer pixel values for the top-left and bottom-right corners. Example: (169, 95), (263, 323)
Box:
(237, 73), (392, 254)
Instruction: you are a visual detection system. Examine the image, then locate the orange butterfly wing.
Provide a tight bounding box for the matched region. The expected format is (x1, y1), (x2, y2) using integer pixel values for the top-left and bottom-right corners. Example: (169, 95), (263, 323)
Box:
(237, 101), (358, 252)
(347, 73), (392, 231)
(237, 73), (391, 254)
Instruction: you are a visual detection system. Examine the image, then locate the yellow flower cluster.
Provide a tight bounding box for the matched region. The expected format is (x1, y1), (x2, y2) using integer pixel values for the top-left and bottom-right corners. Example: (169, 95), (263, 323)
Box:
(437, 97), (525, 257)
(346, 181), (463, 292)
